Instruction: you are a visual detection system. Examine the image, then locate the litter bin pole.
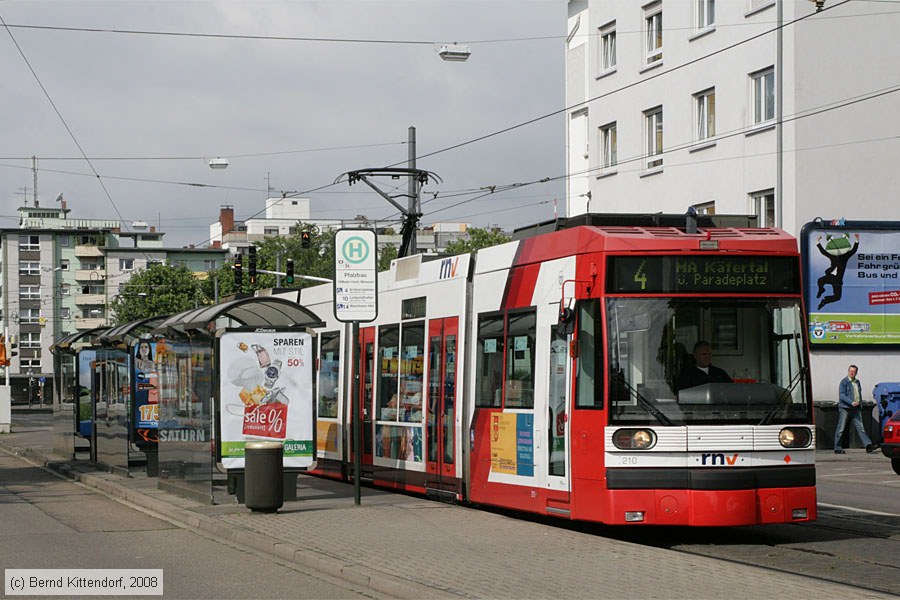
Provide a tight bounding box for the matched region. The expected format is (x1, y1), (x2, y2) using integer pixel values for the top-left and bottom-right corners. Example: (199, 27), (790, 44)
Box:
(244, 441), (284, 513)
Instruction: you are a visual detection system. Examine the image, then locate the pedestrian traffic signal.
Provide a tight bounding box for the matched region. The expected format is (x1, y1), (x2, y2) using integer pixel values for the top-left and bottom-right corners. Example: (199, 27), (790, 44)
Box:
(301, 231), (311, 249)
(248, 246), (257, 285)
(285, 258), (295, 284)
(233, 255), (243, 288)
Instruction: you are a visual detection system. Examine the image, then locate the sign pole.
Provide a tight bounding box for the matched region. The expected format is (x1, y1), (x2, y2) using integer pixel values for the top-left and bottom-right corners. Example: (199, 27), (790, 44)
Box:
(333, 228), (378, 507)
(352, 320), (361, 505)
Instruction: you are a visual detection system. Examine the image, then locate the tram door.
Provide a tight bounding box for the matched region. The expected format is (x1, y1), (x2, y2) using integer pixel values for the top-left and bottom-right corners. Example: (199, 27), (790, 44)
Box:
(547, 329), (570, 493)
(354, 327), (375, 466)
(426, 318), (458, 485)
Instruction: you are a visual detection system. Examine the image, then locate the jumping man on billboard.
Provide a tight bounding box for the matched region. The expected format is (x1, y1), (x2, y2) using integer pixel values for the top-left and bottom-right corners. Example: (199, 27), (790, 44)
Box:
(816, 233), (859, 310)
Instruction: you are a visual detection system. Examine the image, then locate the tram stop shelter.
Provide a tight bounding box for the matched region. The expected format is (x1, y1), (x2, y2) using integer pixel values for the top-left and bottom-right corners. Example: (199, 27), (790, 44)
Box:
(49, 327), (108, 461)
(150, 296), (323, 504)
(92, 315), (169, 476)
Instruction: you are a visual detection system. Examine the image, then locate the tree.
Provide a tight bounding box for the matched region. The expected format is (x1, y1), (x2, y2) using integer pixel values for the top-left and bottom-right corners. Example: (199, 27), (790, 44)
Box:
(109, 263), (208, 325)
(443, 227), (511, 255)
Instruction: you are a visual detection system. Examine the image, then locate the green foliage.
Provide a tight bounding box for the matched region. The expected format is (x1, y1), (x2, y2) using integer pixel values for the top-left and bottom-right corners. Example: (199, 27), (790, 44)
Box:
(443, 228), (511, 255)
(378, 243), (397, 272)
(109, 263), (207, 325)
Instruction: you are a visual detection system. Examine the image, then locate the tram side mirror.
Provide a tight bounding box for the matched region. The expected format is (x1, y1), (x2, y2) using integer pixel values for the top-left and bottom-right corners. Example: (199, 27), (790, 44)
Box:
(557, 307), (575, 336)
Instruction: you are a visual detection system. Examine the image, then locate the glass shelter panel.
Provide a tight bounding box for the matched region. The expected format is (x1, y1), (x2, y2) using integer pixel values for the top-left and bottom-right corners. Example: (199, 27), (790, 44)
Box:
(606, 297), (810, 426)
(157, 338), (215, 503)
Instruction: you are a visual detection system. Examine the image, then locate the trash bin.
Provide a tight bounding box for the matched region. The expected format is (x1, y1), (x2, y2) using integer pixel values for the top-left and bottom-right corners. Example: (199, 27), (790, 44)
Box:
(244, 441), (284, 513)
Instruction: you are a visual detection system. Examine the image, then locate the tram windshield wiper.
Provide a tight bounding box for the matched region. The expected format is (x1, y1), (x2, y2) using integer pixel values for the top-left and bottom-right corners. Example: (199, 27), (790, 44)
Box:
(616, 376), (674, 427)
(759, 366), (808, 426)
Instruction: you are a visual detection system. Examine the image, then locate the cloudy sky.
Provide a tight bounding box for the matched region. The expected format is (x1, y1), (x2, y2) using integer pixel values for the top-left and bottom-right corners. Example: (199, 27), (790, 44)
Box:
(0, 0), (567, 247)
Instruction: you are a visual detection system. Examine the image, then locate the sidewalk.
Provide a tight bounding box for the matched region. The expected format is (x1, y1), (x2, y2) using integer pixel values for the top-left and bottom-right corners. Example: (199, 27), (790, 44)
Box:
(0, 416), (892, 599)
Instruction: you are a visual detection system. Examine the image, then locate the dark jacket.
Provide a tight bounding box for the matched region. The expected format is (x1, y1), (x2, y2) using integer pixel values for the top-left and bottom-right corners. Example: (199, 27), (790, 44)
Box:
(677, 364), (732, 391)
(838, 376), (862, 410)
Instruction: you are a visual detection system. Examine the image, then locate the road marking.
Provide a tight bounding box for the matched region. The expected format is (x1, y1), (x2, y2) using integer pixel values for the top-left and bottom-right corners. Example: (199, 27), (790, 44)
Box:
(818, 502), (900, 517)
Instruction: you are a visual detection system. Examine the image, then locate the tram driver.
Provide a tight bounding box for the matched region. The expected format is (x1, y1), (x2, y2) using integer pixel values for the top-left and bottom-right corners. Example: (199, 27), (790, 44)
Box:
(676, 341), (732, 391)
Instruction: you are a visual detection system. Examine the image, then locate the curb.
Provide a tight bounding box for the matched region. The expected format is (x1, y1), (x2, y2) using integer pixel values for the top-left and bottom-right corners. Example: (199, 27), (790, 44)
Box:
(0, 441), (446, 599)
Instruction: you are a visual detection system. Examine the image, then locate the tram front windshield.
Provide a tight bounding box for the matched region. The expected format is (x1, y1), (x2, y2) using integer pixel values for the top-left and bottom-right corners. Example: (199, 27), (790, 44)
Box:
(606, 297), (810, 426)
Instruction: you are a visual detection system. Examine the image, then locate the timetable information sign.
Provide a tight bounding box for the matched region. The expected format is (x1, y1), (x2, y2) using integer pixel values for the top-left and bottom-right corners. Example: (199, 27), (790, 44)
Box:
(607, 255), (800, 294)
(334, 228), (378, 322)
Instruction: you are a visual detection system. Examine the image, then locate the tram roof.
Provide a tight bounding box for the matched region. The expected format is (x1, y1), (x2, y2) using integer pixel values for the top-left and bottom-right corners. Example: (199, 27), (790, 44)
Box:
(96, 315), (170, 345)
(50, 327), (109, 353)
(153, 295), (324, 335)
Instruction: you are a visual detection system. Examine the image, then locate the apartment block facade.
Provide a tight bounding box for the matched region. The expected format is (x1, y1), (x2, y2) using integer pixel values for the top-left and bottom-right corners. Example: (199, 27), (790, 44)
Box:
(2, 204), (224, 400)
(565, 0), (899, 232)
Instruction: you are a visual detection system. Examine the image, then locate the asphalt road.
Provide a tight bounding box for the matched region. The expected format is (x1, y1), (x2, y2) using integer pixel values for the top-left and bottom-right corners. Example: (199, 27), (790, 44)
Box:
(0, 452), (383, 599)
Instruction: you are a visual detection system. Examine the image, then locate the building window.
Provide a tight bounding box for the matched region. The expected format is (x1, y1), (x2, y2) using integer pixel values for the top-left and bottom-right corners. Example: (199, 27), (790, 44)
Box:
(19, 235), (40, 250)
(119, 258), (134, 271)
(693, 201), (716, 215)
(21, 332), (41, 348)
(21, 308), (40, 324)
(600, 21), (616, 72)
(19, 261), (40, 276)
(600, 122), (618, 169)
(60, 307), (70, 321)
(60, 284), (70, 296)
(751, 67), (775, 124)
(59, 235), (69, 247)
(21, 358), (42, 371)
(20, 286), (40, 300)
(644, 2), (663, 65)
(695, 88), (716, 141)
(204, 260), (218, 271)
(264, 227), (279, 235)
(750, 189), (775, 227)
(644, 107), (664, 170)
(60, 259), (69, 271)
(697, 0), (715, 30)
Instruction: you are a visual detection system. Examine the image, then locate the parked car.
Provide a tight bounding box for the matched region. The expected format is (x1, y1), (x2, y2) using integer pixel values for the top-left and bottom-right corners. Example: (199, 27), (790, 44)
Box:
(882, 412), (900, 475)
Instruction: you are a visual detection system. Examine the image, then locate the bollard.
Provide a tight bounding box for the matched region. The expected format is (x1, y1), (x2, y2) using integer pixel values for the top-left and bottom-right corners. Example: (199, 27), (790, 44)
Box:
(244, 441), (284, 513)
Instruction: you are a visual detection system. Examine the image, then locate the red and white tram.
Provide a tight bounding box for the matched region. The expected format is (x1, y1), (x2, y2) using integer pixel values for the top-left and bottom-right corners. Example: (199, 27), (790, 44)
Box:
(302, 214), (816, 526)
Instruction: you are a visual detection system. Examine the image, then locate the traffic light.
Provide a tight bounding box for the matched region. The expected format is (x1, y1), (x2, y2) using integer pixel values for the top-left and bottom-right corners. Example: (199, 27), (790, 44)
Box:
(233, 255), (243, 288)
(248, 246), (257, 285)
(301, 231), (311, 249)
(285, 259), (295, 285)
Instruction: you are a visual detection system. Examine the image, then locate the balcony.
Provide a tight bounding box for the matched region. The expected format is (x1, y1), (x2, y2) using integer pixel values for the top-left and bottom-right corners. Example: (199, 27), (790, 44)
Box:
(74, 245), (104, 258)
(75, 293), (107, 305)
(74, 269), (105, 282)
(75, 317), (106, 330)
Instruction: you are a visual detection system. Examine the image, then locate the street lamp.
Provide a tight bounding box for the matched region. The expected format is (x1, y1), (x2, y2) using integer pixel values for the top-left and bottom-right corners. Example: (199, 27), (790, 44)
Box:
(438, 44), (471, 62)
(208, 157), (229, 169)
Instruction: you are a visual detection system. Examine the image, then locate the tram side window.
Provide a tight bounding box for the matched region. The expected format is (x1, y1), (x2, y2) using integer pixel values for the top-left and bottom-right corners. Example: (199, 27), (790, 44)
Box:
(378, 325), (400, 419)
(399, 321), (425, 422)
(317, 331), (340, 418)
(576, 299), (603, 408)
(505, 310), (536, 409)
(476, 314), (504, 407)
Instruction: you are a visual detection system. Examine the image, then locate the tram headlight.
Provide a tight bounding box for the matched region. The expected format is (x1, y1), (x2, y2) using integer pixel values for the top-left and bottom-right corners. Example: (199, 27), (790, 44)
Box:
(612, 428), (656, 450)
(779, 427), (812, 448)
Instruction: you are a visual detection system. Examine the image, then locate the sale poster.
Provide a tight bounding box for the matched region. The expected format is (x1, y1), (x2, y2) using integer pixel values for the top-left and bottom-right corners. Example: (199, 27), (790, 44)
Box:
(219, 331), (314, 469)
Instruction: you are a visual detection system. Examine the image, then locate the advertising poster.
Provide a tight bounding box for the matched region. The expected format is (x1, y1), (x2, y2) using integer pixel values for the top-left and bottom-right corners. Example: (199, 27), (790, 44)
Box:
(490, 412), (534, 476)
(804, 224), (900, 346)
(219, 331), (314, 469)
(133, 340), (159, 446)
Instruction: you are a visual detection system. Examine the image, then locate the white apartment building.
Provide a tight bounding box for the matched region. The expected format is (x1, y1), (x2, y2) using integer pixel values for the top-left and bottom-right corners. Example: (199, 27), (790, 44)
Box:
(565, 0), (900, 414)
(565, 0), (899, 231)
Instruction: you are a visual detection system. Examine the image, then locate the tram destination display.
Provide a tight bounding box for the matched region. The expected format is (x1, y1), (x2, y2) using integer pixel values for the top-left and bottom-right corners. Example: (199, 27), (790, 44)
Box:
(607, 255), (800, 294)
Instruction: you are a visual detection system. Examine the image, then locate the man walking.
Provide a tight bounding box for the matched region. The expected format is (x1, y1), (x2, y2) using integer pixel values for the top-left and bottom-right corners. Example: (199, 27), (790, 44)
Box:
(834, 364), (879, 454)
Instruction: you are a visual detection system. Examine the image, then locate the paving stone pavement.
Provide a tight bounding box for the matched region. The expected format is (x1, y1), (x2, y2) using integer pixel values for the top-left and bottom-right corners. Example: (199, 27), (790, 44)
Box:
(1, 415), (894, 599)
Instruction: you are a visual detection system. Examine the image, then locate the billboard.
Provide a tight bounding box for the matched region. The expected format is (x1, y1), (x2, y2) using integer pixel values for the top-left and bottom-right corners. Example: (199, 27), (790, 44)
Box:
(802, 220), (900, 346)
(219, 331), (315, 469)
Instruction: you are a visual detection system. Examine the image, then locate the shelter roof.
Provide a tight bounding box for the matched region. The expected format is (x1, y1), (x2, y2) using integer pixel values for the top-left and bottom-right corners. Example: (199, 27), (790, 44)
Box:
(97, 315), (170, 345)
(153, 296), (324, 335)
(49, 327), (109, 353)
